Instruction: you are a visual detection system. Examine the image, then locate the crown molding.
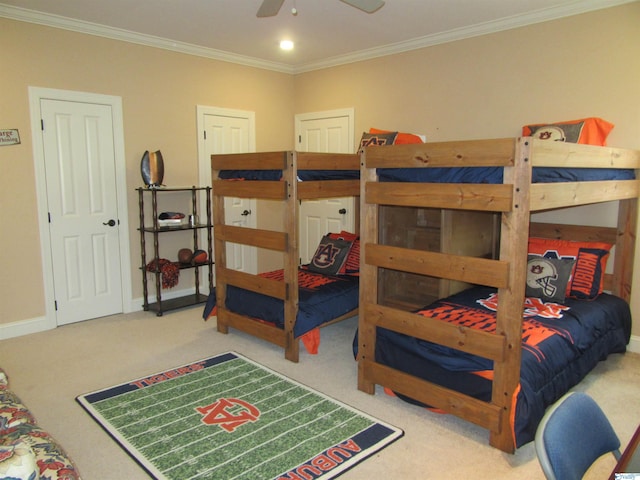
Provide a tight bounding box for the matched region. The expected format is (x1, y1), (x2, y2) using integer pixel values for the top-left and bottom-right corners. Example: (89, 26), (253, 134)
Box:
(293, 0), (636, 73)
(1, 0), (634, 76)
(0, 4), (296, 74)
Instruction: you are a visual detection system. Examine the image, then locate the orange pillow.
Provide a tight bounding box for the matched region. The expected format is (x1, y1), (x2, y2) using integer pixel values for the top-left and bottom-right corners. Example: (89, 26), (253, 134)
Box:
(369, 128), (424, 145)
(522, 117), (613, 146)
(527, 237), (612, 300)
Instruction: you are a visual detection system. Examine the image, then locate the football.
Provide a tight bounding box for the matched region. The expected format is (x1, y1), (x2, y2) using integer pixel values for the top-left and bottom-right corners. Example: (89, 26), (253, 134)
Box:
(178, 248), (193, 264)
(192, 250), (208, 264)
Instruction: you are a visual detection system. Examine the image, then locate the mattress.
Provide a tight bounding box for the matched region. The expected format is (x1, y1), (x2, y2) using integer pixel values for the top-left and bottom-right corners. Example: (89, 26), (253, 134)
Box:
(219, 170), (360, 181)
(354, 285), (631, 447)
(378, 167), (635, 184)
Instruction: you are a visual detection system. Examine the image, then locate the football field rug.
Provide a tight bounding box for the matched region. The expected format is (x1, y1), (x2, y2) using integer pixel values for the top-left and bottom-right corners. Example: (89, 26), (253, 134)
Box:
(76, 352), (403, 479)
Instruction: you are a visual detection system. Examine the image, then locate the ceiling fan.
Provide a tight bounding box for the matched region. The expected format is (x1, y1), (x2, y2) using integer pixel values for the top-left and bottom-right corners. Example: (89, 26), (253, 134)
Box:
(257, 0), (385, 17)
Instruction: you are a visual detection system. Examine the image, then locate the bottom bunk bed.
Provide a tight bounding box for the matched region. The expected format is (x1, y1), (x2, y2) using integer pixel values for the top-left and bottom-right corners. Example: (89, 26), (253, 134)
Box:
(354, 283), (631, 448)
(204, 265), (359, 354)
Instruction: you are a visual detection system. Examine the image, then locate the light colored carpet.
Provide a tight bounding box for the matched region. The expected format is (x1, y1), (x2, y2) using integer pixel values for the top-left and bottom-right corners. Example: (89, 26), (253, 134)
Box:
(0, 307), (637, 479)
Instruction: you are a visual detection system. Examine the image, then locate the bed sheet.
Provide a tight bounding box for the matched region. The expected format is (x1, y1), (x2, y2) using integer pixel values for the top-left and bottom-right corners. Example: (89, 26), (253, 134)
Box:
(354, 285), (631, 447)
(203, 268), (359, 338)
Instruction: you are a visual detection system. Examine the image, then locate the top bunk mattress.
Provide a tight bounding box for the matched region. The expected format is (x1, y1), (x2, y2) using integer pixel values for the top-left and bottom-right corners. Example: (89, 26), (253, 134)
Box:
(219, 170), (360, 181)
(377, 167), (635, 184)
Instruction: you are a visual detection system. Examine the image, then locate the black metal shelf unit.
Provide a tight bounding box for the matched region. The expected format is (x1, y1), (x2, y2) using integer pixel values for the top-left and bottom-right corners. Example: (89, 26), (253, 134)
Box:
(137, 186), (213, 316)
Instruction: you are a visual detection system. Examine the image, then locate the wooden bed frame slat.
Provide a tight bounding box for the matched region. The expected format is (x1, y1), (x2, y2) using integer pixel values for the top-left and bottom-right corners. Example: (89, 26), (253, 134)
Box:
(530, 141), (640, 168)
(217, 307), (288, 347)
(364, 138), (516, 168)
(366, 182), (514, 212)
(360, 359), (503, 432)
(530, 179), (639, 211)
(212, 179), (286, 200)
(215, 224), (288, 251)
(211, 151), (288, 170)
(217, 266), (287, 300)
(366, 243), (510, 289)
(364, 302), (506, 361)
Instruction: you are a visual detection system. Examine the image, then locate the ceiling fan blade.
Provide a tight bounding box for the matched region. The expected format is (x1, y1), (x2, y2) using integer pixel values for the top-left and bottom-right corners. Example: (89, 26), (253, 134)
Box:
(340, 0), (385, 13)
(257, 0), (284, 17)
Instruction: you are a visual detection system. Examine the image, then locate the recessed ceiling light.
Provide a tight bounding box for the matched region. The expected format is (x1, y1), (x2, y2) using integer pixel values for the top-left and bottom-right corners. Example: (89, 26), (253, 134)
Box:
(280, 40), (294, 51)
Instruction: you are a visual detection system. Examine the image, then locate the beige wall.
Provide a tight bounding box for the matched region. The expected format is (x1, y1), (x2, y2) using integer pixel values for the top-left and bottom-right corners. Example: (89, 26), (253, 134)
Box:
(1, 3), (639, 339)
(294, 3), (640, 338)
(0, 18), (294, 326)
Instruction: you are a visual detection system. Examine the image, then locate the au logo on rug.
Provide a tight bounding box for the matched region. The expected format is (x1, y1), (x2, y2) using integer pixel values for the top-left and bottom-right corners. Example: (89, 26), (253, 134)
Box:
(196, 397), (261, 432)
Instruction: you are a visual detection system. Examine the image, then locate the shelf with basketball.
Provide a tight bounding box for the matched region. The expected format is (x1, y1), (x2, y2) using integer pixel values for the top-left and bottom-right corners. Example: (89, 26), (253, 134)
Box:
(137, 186), (213, 316)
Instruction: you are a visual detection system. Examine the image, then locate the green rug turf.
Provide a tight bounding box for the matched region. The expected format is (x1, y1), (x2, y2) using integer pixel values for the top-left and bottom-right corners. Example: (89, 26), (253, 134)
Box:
(77, 352), (402, 479)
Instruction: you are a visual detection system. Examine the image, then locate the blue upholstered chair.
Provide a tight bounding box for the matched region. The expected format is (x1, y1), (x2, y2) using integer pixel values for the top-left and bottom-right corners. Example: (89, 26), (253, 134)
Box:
(535, 392), (621, 480)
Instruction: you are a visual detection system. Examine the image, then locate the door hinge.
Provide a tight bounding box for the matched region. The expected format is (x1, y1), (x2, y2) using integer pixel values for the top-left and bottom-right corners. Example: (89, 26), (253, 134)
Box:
(204, 131), (207, 140)
(298, 135), (301, 143)
(54, 300), (58, 311)
(48, 212), (51, 223)
(41, 119), (44, 131)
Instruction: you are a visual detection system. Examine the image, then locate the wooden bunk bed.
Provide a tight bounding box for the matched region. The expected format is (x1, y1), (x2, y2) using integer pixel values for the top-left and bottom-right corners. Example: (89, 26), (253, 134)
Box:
(210, 151), (360, 362)
(357, 137), (639, 452)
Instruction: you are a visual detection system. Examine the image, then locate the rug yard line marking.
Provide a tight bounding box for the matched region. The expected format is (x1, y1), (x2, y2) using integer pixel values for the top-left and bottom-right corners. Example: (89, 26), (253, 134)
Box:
(98, 363), (268, 423)
(171, 399), (349, 477)
(222, 413), (367, 480)
(154, 388), (323, 464)
(123, 374), (290, 443)
(77, 352), (403, 480)
(158, 392), (340, 466)
(140, 382), (300, 452)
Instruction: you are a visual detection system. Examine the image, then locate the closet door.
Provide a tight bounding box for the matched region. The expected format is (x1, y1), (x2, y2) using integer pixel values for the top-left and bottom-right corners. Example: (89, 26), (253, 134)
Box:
(295, 109), (355, 263)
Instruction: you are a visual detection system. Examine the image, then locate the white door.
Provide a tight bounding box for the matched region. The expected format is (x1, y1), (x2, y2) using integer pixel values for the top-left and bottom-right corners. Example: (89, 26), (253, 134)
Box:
(41, 99), (123, 325)
(198, 107), (257, 274)
(295, 108), (355, 263)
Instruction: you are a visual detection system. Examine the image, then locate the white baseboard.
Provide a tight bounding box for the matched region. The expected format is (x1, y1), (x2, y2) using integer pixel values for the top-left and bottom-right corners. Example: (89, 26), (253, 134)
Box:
(0, 287), (199, 341)
(0, 315), (55, 341)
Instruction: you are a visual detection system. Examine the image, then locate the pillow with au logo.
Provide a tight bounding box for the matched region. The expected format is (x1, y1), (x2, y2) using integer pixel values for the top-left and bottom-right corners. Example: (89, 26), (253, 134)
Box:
(528, 237), (612, 300)
(307, 235), (353, 276)
(525, 255), (576, 303)
(522, 117), (613, 146)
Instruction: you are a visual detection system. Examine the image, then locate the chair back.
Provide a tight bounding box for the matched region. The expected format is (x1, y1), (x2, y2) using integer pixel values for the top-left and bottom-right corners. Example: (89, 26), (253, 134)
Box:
(535, 392), (621, 480)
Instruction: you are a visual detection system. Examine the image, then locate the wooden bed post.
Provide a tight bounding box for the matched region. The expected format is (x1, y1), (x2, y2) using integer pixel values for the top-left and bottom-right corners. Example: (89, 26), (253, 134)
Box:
(490, 138), (532, 453)
(212, 160), (229, 335)
(613, 198), (638, 302)
(284, 151), (300, 362)
(358, 148), (378, 394)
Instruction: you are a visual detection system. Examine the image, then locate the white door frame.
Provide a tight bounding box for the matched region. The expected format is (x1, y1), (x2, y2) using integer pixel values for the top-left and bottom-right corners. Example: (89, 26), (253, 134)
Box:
(28, 87), (133, 331)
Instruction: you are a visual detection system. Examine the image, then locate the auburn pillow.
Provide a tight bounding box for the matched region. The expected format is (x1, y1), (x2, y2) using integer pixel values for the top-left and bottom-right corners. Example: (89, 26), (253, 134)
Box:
(525, 255), (576, 303)
(522, 117), (613, 146)
(328, 231), (359, 275)
(307, 235), (353, 276)
(369, 128), (424, 145)
(527, 237), (612, 300)
(359, 131), (397, 152)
